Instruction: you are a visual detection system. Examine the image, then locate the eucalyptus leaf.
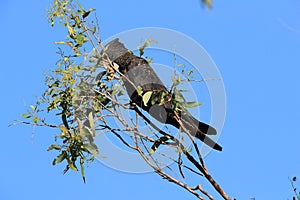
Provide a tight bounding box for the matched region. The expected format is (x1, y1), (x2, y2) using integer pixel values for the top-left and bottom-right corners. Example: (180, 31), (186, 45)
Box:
(67, 25), (76, 39)
(33, 117), (39, 123)
(88, 112), (95, 136)
(92, 26), (96, 34)
(55, 41), (65, 45)
(80, 158), (86, 183)
(20, 114), (32, 119)
(76, 2), (86, 12)
(75, 33), (84, 46)
(184, 101), (203, 108)
(66, 157), (78, 171)
(54, 151), (67, 164)
(30, 105), (35, 111)
(59, 125), (69, 134)
(137, 86), (143, 96)
(47, 144), (61, 151)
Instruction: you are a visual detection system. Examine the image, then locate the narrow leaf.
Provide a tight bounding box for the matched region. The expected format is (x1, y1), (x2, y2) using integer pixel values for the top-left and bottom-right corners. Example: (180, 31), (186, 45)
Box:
(54, 41), (65, 45)
(67, 25), (76, 39)
(88, 112), (95, 136)
(80, 158), (86, 183)
(33, 117), (38, 123)
(92, 26), (96, 34)
(76, 2), (86, 12)
(66, 157), (78, 171)
(184, 101), (203, 108)
(83, 127), (94, 144)
(59, 125), (69, 135)
(20, 114), (31, 119)
(137, 86), (143, 96)
(47, 144), (61, 151)
(54, 151), (67, 164)
(30, 105), (35, 111)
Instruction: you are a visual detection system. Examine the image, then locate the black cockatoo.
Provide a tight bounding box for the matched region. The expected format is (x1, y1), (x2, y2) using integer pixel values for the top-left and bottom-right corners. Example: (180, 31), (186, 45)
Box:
(101, 38), (222, 151)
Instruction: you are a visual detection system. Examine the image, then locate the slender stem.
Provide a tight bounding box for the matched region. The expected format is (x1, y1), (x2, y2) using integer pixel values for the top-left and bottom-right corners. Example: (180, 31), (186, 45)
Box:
(132, 104), (230, 199)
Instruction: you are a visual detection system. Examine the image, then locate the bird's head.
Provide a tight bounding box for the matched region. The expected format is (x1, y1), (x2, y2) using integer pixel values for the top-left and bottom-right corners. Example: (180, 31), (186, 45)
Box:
(100, 38), (129, 62)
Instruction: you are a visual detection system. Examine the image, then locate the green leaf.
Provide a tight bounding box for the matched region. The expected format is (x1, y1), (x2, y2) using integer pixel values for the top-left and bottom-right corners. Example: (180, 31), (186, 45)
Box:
(33, 117), (39, 123)
(59, 125), (69, 135)
(138, 38), (157, 57)
(187, 69), (194, 76)
(76, 2), (86, 12)
(78, 118), (97, 151)
(75, 33), (84, 46)
(183, 101), (203, 108)
(74, 16), (81, 27)
(137, 86), (143, 96)
(142, 91), (153, 106)
(147, 57), (153, 63)
(47, 144), (61, 151)
(88, 112), (95, 136)
(82, 127), (94, 144)
(77, 118), (83, 134)
(54, 151), (67, 165)
(67, 25), (76, 39)
(54, 41), (65, 45)
(201, 0), (213, 9)
(80, 157), (86, 183)
(84, 143), (98, 153)
(30, 105), (35, 111)
(67, 158), (78, 171)
(52, 158), (57, 166)
(172, 75), (182, 86)
(92, 26), (96, 34)
(20, 113), (32, 119)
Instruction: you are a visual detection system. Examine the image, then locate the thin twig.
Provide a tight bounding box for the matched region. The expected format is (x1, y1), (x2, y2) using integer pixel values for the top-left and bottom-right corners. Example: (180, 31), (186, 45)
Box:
(134, 134), (206, 200)
(132, 104), (230, 199)
(178, 149), (185, 178)
(192, 184), (214, 200)
(289, 177), (300, 200)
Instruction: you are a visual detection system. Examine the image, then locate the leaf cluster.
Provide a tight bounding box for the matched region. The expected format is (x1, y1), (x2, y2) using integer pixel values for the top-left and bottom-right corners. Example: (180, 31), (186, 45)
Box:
(19, 0), (103, 182)
(48, 0), (94, 56)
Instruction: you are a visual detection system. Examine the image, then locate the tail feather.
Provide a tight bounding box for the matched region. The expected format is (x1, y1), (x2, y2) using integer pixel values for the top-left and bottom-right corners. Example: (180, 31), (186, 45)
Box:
(180, 111), (222, 151)
(195, 133), (223, 151)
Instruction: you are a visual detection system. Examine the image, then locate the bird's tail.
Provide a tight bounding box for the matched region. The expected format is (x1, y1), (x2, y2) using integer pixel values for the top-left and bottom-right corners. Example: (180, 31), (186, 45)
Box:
(180, 112), (223, 151)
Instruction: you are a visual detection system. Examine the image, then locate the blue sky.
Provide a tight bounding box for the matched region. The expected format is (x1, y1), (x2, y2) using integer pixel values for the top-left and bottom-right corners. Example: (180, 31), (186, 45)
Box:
(1, 0), (300, 199)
